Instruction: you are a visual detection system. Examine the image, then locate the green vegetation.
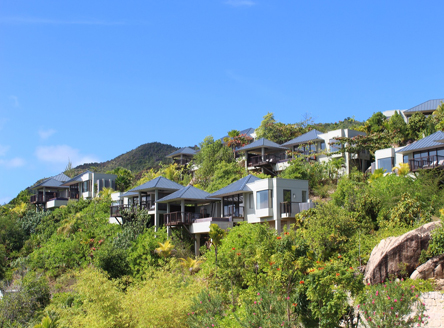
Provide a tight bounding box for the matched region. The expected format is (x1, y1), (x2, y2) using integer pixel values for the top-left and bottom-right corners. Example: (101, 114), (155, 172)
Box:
(3, 107), (444, 327)
(75, 141), (179, 174)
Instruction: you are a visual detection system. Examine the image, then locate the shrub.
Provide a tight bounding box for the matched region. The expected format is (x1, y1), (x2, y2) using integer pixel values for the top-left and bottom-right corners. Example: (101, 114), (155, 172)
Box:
(357, 279), (428, 328)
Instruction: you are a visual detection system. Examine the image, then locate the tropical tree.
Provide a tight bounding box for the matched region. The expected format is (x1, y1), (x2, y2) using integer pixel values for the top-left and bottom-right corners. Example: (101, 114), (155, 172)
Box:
(179, 257), (203, 275)
(107, 167), (134, 192)
(155, 240), (175, 258)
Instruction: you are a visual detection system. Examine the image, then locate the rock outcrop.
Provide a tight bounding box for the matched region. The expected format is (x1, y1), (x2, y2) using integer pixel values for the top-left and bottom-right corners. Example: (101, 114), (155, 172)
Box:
(364, 222), (441, 285)
(410, 254), (444, 280)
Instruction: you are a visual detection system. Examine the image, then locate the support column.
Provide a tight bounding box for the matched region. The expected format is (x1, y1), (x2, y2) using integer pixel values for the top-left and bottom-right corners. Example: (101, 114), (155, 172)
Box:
(43, 187), (46, 202)
(261, 147), (265, 161)
(138, 192), (142, 210)
(181, 199), (185, 223)
(245, 152), (248, 170)
(273, 178), (281, 233)
(194, 234), (201, 257)
(166, 203), (171, 237)
(154, 189), (159, 231)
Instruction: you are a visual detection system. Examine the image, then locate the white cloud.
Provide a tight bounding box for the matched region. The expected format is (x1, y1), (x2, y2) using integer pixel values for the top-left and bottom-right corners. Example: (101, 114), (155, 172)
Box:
(9, 95), (19, 107)
(0, 144), (9, 156)
(35, 145), (99, 167)
(38, 128), (56, 140)
(224, 0), (256, 7)
(0, 197), (12, 205)
(0, 157), (25, 168)
(0, 17), (125, 26)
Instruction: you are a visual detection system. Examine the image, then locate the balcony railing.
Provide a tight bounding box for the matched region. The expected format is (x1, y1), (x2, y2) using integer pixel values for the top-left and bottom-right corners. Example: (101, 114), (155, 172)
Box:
(224, 205), (244, 218)
(165, 211), (200, 226)
(409, 155), (444, 172)
(173, 158), (192, 165)
(248, 152), (287, 167)
(280, 202), (315, 217)
(30, 192), (58, 204)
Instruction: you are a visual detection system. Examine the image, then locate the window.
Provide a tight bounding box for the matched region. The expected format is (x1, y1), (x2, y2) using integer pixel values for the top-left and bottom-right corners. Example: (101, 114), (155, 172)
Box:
(329, 139), (341, 152)
(249, 193), (253, 209)
(256, 190), (269, 209)
(320, 141), (326, 150)
(403, 155), (409, 164)
(302, 190), (307, 203)
(377, 157), (393, 173)
(83, 181), (90, 192)
(283, 189), (291, 203)
(309, 144), (316, 154)
(438, 148), (444, 158)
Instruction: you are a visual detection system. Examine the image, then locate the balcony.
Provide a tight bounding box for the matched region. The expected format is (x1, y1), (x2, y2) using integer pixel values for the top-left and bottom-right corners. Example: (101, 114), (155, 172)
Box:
(165, 212), (201, 226)
(30, 192), (58, 204)
(280, 202), (315, 218)
(224, 205), (244, 218)
(248, 153), (287, 167)
(409, 155), (444, 172)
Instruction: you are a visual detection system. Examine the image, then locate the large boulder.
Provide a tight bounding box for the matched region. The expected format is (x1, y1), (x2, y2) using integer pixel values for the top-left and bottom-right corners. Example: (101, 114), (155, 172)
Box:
(410, 254), (444, 280)
(364, 222), (441, 285)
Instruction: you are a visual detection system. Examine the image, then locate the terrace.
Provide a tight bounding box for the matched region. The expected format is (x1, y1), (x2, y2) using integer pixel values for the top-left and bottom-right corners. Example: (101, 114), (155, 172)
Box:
(408, 155), (444, 172)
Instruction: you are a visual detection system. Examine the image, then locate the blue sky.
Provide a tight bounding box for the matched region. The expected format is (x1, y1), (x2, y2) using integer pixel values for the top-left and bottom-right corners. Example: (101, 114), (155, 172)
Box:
(1, 0), (443, 203)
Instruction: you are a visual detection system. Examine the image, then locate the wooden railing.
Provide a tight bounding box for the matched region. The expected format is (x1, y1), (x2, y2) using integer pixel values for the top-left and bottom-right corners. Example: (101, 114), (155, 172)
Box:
(248, 152), (287, 167)
(30, 192), (58, 204)
(165, 212), (199, 226)
(409, 155), (444, 171)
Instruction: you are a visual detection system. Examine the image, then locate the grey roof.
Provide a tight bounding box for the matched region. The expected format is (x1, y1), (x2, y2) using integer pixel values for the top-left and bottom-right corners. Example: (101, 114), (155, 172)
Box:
(281, 130), (324, 147)
(396, 131), (444, 154)
(166, 147), (197, 158)
(62, 170), (93, 185)
(404, 99), (444, 113)
(236, 138), (286, 152)
(209, 175), (261, 198)
(128, 176), (184, 193)
(32, 172), (71, 189)
(33, 178), (69, 189)
(121, 191), (139, 197)
(52, 172), (70, 182)
(156, 185), (212, 203)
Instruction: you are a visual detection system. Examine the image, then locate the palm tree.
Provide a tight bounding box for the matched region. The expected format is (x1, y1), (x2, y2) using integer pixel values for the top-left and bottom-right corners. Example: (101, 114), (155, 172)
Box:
(155, 240), (175, 258)
(179, 257), (203, 274)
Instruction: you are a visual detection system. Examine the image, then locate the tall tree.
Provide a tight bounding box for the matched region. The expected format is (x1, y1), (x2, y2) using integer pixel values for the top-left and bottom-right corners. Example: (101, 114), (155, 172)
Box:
(192, 136), (234, 190)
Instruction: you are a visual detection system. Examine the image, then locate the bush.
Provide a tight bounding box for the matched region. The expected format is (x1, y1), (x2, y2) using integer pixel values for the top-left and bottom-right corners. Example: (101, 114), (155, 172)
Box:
(357, 279), (428, 328)
(0, 272), (50, 327)
(128, 227), (168, 279)
(94, 243), (130, 279)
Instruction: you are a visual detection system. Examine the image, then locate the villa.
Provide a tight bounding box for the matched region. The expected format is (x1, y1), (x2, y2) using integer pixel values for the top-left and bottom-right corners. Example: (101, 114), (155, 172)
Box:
(110, 175), (312, 256)
(29, 172), (71, 210)
(374, 131), (444, 173)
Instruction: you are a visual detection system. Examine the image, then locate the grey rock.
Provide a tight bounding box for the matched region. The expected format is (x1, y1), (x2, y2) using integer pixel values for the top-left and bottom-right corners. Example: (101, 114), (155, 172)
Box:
(364, 222), (441, 285)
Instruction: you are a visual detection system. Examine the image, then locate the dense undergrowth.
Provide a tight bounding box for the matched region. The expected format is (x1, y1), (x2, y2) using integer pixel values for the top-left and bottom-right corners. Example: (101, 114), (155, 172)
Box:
(1, 168), (443, 327)
(3, 109), (444, 327)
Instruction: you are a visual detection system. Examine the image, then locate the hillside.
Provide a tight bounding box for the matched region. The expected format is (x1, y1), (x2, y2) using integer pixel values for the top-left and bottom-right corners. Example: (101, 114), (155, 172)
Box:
(75, 142), (179, 173)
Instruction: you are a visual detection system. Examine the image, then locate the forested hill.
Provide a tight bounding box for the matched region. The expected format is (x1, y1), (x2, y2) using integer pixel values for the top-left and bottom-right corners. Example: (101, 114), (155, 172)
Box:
(75, 142), (179, 173)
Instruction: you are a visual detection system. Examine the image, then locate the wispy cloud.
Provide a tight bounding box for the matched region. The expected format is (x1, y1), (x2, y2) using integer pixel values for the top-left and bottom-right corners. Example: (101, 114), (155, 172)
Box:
(0, 144), (10, 156)
(0, 157), (25, 168)
(35, 145), (99, 167)
(38, 128), (56, 140)
(224, 0), (256, 7)
(10, 95), (19, 108)
(0, 16), (125, 26)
